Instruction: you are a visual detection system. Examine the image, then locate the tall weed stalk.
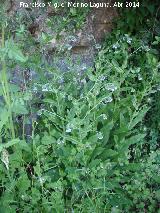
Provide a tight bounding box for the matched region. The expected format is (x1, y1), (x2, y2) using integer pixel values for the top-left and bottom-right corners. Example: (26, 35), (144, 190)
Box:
(1, 27), (15, 139)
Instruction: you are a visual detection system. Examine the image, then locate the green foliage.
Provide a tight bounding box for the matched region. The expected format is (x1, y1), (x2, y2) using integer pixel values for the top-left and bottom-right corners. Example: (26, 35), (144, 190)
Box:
(46, 2), (89, 35)
(0, 1), (160, 212)
(117, 0), (160, 33)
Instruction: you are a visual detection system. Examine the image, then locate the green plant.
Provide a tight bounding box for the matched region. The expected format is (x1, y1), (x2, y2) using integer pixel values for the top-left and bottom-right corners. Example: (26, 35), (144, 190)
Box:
(0, 28), (15, 139)
(0, 21), (29, 141)
(0, 1), (160, 212)
(117, 0), (160, 34)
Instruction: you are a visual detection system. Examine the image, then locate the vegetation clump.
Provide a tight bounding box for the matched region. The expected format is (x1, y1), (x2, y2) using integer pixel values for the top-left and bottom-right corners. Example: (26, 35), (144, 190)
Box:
(0, 0), (160, 212)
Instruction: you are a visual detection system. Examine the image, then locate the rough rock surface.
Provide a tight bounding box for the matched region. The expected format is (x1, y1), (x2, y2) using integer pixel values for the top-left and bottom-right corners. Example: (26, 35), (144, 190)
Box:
(7, 0), (117, 72)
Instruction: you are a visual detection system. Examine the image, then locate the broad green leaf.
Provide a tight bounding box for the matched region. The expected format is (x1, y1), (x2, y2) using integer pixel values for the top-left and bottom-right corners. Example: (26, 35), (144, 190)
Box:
(127, 134), (146, 146)
(0, 139), (20, 152)
(120, 134), (146, 152)
(5, 39), (28, 63)
(17, 140), (31, 152)
(12, 102), (28, 115)
(8, 47), (27, 62)
(102, 121), (114, 144)
(128, 108), (149, 130)
(90, 147), (105, 160)
(100, 149), (118, 159)
(41, 135), (56, 145)
(16, 174), (30, 193)
(0, 108), (9, 132)
(89, 159), (101, 168)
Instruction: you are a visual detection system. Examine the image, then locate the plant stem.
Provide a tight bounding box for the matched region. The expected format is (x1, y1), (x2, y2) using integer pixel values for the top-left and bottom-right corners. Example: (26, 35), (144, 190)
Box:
(1, 27), (15, 139)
